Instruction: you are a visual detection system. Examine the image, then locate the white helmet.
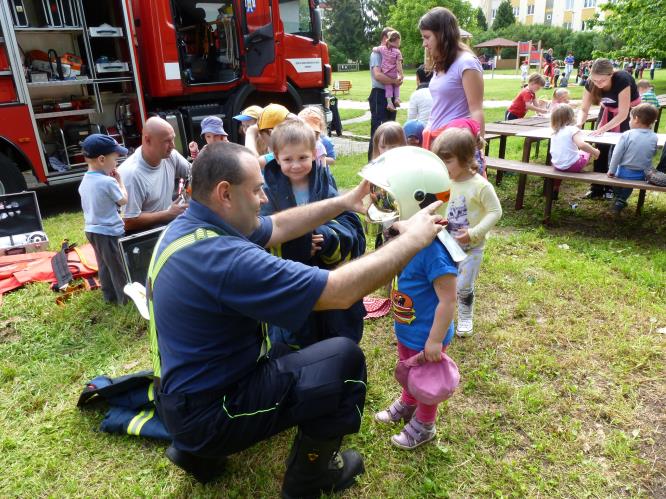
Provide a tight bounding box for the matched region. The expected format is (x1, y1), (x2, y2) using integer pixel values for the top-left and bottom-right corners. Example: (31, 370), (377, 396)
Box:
(359, 146), (451, 223)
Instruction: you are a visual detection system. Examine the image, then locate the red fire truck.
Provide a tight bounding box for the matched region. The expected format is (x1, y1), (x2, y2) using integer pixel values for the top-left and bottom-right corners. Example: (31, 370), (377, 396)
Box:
(0, 0), (332, 194)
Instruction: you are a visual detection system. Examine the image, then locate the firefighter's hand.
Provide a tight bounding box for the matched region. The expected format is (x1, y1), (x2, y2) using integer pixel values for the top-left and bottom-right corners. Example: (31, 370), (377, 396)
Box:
(401, 202), (444, 248)
(167, 199), (187, 218)
(343, 180), (372, 214)
(188, 141), (199, 154)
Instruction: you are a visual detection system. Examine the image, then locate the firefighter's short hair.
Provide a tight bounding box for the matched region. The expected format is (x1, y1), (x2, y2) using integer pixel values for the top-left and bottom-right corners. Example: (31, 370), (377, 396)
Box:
(191, 141), (252, 201)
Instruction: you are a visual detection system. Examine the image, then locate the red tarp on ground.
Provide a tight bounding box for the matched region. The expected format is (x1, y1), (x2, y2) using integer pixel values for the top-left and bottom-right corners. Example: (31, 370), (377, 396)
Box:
(0, 244), (98, 304)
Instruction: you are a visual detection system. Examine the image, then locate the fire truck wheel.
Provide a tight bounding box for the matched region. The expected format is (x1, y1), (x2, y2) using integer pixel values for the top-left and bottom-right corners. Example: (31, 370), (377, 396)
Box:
(0, 157), (27, 195)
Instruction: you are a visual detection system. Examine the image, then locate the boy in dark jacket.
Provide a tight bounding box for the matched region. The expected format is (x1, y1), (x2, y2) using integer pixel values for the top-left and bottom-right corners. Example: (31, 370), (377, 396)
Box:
(261, 120), (366, 347)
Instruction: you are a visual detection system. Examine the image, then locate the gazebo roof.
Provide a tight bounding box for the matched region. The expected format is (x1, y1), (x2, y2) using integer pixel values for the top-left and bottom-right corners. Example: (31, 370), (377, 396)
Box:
(473, 37), (518, 48)
(460, 28), (472, 39)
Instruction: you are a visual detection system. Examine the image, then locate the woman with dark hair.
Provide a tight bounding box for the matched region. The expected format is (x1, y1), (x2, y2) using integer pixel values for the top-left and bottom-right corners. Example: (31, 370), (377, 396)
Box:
(407, 64), (433, 126)
(419, 7), (484, 150)
(577, 58), (640, 199)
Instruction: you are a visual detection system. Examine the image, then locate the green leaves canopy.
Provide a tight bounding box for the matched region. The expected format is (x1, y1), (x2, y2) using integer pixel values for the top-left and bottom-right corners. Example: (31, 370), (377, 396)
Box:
(387, 0), (476, 65)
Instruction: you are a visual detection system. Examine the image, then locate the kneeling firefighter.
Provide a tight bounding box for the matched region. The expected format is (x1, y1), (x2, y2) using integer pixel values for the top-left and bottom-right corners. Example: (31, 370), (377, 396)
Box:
(148, 142), (449, 498)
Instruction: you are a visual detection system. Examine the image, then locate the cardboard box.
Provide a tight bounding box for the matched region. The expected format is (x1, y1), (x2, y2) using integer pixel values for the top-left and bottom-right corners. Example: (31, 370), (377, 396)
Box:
(0, 192), (49, 256)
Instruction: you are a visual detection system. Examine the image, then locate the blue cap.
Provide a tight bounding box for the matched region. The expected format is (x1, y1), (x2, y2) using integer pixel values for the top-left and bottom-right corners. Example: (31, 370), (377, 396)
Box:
(81, 134), (128, 158)
(200, 116), (228, 136)
(403, 120), (425, 142)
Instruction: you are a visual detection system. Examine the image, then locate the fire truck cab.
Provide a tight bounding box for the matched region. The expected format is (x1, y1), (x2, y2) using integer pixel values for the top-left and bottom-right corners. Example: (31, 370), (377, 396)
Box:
(0, 0), (331, 194)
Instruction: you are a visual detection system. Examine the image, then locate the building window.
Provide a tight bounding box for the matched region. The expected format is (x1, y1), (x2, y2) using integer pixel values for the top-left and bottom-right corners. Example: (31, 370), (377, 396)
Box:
(565, 0), (574, 9)
(583, 0), (596, 7)
(513, 7), (520, 15)
(491, 8), (497, 18)
(581, 20), (587, 29)
(563, 21), (572, 29)
(527, 4), (535, 14)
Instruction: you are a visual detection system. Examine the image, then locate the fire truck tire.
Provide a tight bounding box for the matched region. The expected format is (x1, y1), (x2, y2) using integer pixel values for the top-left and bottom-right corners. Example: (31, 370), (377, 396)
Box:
(0, 155), (27, 195)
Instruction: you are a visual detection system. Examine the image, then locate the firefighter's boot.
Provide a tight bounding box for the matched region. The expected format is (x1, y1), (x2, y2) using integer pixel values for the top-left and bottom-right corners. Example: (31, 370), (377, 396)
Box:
(281, 431), (364, 499)
(165, 445), (227, 484)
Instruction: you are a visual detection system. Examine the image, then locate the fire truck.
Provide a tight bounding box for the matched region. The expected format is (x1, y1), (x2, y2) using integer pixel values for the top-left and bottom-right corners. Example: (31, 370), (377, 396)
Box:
(0, 0), (332, 194)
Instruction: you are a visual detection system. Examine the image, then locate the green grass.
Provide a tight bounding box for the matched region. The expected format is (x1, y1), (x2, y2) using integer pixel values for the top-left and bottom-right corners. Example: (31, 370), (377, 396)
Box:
(2, 150), (665, 496)
(338, 108), (367, 121)
(2, 68), (666, 497)
(332, 68), (666, 103)
(338, 68), (666, 137)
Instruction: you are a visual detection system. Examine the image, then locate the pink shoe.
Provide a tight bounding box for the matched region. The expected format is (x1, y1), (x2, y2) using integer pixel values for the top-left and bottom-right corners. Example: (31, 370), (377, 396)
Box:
(391, 418), (436, 450)
(374, 398), (416, 424)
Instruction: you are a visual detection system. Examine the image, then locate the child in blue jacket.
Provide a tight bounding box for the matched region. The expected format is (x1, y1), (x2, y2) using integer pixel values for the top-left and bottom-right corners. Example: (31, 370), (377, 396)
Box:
(261, 120), (366, 347)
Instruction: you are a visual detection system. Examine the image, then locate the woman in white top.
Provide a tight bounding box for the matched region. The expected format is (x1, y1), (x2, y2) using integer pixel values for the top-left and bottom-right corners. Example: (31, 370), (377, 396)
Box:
(407, 65), (433, 126)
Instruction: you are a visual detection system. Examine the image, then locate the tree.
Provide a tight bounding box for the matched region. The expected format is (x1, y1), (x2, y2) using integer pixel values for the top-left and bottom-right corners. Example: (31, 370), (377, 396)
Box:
(475, 7), (488, 31)
(363, 0), (398, 44)
(323, 0), (369, 62)
(491, 0), (515, 31)
(388, 0), (476, 65)
(596, 0), (666, 58)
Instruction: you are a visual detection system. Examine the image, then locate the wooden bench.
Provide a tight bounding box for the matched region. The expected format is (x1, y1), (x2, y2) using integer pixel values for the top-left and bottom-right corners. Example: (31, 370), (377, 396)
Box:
(331, 80), (352, 95)
(485, 157), (666, 222)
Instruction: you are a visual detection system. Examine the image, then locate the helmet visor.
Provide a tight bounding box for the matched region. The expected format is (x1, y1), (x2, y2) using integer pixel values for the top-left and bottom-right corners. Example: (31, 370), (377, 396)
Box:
(367, 185), (399, 223)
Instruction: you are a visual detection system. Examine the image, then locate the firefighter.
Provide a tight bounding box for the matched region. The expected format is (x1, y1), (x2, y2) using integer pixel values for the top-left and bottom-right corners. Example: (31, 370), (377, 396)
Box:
(149, 142), (445, 496)
(119, 117), (191, 234)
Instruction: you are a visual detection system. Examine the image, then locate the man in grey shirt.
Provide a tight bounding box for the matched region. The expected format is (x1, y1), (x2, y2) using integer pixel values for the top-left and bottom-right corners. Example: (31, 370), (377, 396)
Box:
(368, 27), (403, 160)
(119, 117), (191, 233)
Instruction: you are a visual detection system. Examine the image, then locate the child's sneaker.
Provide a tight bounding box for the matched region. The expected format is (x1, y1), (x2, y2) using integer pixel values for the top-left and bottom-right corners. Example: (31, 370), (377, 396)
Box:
(386, 101), (396, 112)
(391, 418), (436, 450)
(374, 398), (416, 424)
(456, 299), (474, 337)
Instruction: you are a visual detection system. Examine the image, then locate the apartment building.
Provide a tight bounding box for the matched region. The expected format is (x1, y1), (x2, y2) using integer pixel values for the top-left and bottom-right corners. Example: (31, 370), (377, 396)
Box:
(475, 0), (605, 31)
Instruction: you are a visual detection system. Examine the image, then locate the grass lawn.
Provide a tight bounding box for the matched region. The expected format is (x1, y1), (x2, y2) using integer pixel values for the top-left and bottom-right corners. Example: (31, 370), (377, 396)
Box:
(2, 145), (665, 496)
(332, 68), (666, 104)
(338, 69), (666, 138)
(2, 68), (666, 496)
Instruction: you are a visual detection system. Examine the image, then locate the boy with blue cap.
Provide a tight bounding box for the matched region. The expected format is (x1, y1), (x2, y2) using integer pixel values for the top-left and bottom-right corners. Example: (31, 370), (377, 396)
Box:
(188, 116), (228, 159)
(78, 134), (129, 304)
(403, 119), (425, 147)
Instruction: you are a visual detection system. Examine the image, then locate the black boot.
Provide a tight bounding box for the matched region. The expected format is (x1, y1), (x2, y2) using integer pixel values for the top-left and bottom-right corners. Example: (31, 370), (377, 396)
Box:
(281, 431), (364, 499)
(165, 445), (227, 484)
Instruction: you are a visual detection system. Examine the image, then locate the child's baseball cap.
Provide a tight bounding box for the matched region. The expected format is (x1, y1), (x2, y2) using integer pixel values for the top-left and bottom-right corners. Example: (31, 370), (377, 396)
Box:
(82, 134), (128, 158)
(257, 104), (290, 130)
(403, 120), (425, 144)
(233, 105), (263, 122)
(200, 116), (228, 136)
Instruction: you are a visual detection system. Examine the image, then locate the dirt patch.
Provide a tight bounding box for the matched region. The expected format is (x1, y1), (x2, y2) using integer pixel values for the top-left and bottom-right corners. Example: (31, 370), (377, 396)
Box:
(0, 317), (21, 343)
(636, 384), (666, 496)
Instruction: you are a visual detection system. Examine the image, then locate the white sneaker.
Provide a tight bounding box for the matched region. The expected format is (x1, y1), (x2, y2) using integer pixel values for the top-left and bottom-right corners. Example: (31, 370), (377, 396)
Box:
(456, 298), (474, 337)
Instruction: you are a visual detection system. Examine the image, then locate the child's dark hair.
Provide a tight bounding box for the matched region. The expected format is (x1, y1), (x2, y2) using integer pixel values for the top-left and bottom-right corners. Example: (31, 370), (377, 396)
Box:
(630, 103), (658, 126)
(271, 120), (316, 158)
(431, 128), (478, 174)
(550, 104), (575, 133)
(372, 121), (406, 159)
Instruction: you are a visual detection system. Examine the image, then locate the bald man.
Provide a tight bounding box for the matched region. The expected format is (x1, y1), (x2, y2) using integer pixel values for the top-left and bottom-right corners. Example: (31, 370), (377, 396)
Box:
(119, 117), (192, 233)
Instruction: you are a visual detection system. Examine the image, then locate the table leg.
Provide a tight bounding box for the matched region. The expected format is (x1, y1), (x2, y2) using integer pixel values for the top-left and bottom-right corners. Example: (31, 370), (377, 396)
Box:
(516, 174), (527, 210)
(495, 136), (507, 186)
(543, 178), (554, 223)
(521, 138), (532, 163)
(636, 189), (646, 215)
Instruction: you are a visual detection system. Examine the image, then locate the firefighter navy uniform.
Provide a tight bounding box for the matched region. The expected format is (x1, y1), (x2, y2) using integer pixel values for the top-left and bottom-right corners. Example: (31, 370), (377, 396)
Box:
(149, 199), (367, 459)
